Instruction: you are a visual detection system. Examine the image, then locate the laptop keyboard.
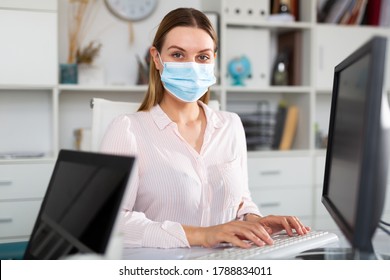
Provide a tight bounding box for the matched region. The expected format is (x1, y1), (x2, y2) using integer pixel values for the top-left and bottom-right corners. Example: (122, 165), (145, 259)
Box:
(194, 230), (339, 260)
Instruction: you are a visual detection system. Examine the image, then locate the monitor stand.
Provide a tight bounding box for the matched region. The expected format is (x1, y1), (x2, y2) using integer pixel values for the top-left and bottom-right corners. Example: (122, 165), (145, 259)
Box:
(295, 247), (389, 260)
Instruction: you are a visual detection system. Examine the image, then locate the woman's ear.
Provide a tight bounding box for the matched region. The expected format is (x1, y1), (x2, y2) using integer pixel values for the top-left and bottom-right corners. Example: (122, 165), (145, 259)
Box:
(150, 46), (162, 71)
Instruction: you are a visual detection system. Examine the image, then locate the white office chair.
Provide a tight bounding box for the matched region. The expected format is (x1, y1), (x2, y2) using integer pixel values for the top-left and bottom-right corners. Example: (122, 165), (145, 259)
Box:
(90, 98), (141, 151)
(90, 98), (220, 151)
(207, 99), (220, 111)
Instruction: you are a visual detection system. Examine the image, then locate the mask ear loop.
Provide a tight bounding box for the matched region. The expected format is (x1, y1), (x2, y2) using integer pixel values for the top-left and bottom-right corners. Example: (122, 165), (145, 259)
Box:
(157, 52), (165, 72)
(157, 53), (165, 83)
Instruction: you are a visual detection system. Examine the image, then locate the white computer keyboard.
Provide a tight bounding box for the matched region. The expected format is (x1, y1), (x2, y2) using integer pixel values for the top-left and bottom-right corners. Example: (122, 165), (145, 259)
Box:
(194, 230), (339, 260)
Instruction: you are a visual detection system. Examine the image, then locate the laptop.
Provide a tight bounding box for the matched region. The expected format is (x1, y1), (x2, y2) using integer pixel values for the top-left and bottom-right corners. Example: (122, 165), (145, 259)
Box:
(23, 149), (136, 260)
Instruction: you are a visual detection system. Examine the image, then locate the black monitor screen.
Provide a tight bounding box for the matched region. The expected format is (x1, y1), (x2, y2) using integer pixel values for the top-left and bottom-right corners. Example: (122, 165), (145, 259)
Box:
(24, 150), (135, 260)
(327, 54), (369, 229)
(322, 36), (389, 255)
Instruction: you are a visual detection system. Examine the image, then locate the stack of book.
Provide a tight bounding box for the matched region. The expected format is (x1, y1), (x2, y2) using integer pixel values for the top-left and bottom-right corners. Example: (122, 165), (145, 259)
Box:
(240, 111), (275, 151)
(317, 0), (389, 26)
(239, 101), (275, 151)
(239, 100), (299, 151)
(271, 101), (299, 151)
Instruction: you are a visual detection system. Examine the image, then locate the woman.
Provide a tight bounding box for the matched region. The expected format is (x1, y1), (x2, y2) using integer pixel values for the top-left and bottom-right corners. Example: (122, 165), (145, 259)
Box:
(101, 7), (310, 249)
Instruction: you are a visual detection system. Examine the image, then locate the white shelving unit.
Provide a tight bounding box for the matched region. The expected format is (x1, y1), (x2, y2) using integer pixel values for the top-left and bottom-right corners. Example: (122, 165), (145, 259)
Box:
(0, 0), (58, 243)
(1, 0), (390, 242)
(57, 85), (147, 150)
(202, 0), (390, 229)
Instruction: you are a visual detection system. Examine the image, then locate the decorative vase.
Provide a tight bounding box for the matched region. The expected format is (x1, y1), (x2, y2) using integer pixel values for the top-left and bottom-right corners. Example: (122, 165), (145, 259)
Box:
(60, 63), (78, 84)
(78, 64), (105, 85)
(271, 52), (289, 86)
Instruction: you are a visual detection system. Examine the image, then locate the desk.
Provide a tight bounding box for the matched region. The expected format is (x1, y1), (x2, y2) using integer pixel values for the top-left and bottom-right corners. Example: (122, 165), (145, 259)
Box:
(295, 230), (390, 260)
(122, 230), (390, 260)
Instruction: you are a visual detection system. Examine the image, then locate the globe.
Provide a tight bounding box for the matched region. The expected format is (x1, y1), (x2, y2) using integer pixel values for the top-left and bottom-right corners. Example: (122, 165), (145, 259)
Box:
(228, 56), (251, 86)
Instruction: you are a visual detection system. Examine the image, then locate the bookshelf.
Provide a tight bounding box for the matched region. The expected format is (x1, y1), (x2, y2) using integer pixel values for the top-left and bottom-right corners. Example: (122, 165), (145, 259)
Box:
(0, 1), (58, 243)
(201, 0), (390, 228)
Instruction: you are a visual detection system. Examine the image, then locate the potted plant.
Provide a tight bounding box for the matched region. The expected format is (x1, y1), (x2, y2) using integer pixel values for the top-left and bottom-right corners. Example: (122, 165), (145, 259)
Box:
(60, 0), (99, 84)
(77, 40), (105, 85)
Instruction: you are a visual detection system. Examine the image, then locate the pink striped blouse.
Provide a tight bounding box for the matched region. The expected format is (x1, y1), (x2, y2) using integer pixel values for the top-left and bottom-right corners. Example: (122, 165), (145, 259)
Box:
(100, 101), (261, 248)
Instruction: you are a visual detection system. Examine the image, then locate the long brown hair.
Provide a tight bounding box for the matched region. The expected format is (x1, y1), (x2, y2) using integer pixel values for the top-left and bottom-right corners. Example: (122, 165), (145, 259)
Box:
(138, 8), (218, 111)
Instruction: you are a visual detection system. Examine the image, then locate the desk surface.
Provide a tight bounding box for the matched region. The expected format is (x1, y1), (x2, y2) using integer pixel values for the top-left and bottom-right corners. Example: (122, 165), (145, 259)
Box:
(122, 230), (390, 260)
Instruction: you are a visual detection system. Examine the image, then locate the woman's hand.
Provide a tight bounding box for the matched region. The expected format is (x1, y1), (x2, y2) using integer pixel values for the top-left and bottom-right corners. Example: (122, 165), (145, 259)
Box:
(245, 214), (311, 236)
(183, 220), (274, 249)
(183, 215), (311, 249)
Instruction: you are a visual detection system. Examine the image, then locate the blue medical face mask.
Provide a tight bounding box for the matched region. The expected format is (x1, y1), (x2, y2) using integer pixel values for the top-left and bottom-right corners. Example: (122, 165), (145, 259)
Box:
(158, 53), (216, 102)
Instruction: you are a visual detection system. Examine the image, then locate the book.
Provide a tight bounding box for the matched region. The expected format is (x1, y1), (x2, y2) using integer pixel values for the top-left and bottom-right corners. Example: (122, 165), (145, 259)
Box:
(365, 0), (381, 26)
(379, 0), (390, 27)
(271, 101), (288, 149)
(279, 106), (299, 150)
(346, 0), (367, 25)
(317, 0), (337, 22)
(271, 0), (282, 14)
(288, 0), (300, 21)
(339, 0), (357, 24)
(324, 0), (354, 23)
(74, 128), (91, 151)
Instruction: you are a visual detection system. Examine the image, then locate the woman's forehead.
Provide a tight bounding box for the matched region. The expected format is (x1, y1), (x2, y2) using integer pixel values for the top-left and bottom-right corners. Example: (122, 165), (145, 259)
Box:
(163, 26), (214, 52)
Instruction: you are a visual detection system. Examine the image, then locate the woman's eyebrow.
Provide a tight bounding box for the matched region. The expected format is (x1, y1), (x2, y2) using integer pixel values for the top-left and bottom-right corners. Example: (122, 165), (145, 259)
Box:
(198, 48), (214, 53)
(167, 45), (213, 53)
(167, 45), (186, 51)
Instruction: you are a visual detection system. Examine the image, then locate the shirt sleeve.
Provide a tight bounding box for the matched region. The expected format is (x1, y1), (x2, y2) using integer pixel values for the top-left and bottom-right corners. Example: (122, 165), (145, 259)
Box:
(232, 113), (263, 219)
(100, 115), (190, 248)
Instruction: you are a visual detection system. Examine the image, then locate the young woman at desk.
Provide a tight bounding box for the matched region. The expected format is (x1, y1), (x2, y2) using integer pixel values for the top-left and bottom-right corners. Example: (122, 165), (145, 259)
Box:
(101, 7), (310, 249)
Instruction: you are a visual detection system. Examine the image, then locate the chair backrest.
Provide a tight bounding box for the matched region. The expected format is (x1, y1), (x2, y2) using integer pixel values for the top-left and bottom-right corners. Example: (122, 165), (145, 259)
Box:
(90, 98), (140, 151)
(90, 98), (220, 151)
(208, 99), (220, 111)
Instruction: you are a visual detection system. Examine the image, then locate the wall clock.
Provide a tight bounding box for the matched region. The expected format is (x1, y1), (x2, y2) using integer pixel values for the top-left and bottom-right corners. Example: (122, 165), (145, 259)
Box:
(104, 0), (158, 22)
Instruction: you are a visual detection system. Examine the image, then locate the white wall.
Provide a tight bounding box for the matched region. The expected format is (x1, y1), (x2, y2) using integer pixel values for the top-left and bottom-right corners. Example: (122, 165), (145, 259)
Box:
(58, 0), (201, 86)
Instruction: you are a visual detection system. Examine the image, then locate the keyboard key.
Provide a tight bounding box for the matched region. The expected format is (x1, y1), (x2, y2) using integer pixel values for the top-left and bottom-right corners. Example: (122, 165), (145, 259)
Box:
(194, 230), (339, 260)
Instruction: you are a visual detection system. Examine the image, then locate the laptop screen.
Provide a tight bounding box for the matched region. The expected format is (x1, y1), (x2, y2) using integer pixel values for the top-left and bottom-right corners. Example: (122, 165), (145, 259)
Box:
(23, 150), (135, 260)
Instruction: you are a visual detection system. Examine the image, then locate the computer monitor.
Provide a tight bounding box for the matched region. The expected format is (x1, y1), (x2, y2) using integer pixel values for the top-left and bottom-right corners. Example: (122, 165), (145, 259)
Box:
(23, 149), (136, 260)
(322, 36), (390, 259)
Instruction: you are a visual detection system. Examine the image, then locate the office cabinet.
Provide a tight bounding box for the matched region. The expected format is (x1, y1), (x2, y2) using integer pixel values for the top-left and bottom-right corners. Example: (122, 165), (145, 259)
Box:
(0, 0), (57, 10)
(0, 163), (53, 200)
(0, 89), (57, 158)
(0, 9), (57, 85)
(314, 155), (390, 230)
(313, 155), (337, 230)
(0, 2), (57, 244)
(0, 200), (42, 242)
(248, 155), (313, 226)
(314, 25), (390, 90)
(202, 0), (390, 227)
(248, 156), (312, 188)
(203, 0), (314, 153)
(0, 162), (53, 243)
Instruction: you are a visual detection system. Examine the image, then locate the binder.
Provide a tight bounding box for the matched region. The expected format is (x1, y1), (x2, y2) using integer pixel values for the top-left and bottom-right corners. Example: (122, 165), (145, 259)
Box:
(272, 101), (287, 149)
(279, 106), (299, 150)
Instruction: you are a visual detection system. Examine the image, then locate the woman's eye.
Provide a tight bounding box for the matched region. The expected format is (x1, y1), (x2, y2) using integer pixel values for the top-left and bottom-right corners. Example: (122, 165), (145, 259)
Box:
(172, 53), (183, 59)
(198, 55), (210, 62)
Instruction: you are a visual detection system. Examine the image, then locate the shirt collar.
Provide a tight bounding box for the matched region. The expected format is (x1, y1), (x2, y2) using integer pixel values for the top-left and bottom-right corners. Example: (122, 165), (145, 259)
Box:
(150, 101), (224, 130)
